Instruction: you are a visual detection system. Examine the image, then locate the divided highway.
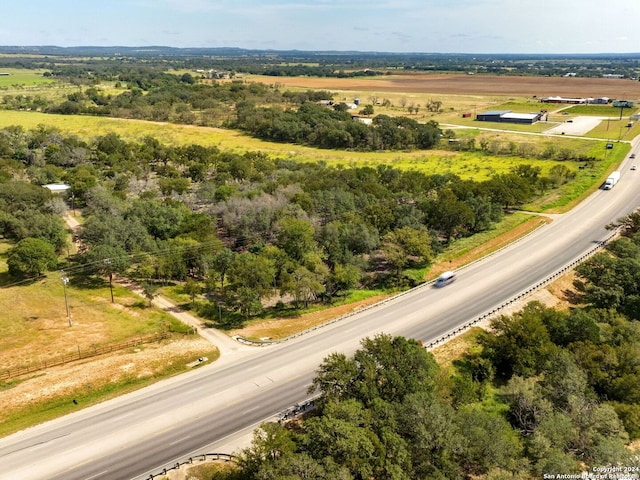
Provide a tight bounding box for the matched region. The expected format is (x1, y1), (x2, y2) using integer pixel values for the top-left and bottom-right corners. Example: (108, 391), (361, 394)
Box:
(1, 144), (639, 480)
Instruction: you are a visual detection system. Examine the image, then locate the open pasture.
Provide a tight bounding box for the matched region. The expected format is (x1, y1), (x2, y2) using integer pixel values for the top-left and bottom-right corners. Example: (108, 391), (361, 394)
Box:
(0, 68), (54, 87)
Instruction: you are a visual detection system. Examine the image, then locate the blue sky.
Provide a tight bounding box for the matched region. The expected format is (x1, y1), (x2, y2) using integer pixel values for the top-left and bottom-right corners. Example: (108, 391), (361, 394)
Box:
(2, 0), (638, 53)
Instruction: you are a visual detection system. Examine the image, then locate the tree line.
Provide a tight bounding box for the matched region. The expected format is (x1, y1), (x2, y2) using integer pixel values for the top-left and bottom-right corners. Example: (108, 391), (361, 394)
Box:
(2, 70), (334, 128)
(2, 49), (638, 79)
(233, 101), (442, 150)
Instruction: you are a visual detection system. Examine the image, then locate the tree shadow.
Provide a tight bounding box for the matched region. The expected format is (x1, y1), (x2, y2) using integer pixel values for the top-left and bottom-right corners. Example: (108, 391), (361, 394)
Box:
(66, 272), (108, 290)
(564, 278), (587, 305)
(0, 272), (45, 288)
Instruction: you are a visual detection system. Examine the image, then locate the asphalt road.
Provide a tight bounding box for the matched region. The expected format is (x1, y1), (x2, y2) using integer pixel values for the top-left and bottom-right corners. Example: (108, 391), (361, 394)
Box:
(1, 141), (639, 480)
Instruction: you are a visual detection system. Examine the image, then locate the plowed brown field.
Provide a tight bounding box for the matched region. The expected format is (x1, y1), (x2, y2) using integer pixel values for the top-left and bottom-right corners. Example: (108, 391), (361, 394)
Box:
(253, 73), (640, 98)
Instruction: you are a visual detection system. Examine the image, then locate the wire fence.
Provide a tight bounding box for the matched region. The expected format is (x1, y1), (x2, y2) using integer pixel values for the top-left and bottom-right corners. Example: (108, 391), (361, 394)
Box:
(0, 332), (170, 381)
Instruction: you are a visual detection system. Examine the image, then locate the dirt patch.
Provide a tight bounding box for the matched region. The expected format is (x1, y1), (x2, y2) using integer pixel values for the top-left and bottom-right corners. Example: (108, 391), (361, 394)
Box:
(431, 327), (483, 368)
(2, 337), (214, 413)
(250, 73), (640, 98)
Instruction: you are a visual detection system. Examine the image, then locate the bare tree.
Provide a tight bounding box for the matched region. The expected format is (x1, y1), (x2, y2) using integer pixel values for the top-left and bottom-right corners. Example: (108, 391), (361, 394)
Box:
(426, 99), (443, 113)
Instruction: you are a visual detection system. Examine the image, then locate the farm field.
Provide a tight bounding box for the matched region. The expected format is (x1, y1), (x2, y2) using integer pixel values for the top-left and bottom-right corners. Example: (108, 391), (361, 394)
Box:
(245, 73), (640, 98)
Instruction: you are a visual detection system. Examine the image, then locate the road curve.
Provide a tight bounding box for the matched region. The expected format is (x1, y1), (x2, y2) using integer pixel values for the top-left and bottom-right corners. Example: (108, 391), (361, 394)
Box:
(1, 141), (639, 480)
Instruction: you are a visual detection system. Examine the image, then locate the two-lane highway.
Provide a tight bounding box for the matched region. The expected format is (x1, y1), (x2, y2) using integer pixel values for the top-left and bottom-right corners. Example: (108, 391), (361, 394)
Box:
(1, 144), (640, 480)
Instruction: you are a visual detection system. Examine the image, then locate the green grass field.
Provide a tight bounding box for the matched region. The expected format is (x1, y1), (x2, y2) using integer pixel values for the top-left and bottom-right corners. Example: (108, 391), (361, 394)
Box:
(583, 117), (640, 140)
(0, 68), (54, 87)
(563, 104), (636, 116)
(487, 100), (547, 113)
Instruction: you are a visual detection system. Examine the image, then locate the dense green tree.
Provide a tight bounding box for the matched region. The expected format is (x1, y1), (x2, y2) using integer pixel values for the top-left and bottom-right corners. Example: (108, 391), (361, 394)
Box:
(480, 302), (558, 379)
(483, 173), (535, 208)
(79, 213), (154, 253)
(541, 308), (600, 346)
(237, 422), (297, 477)
(311, 335), (438, 408)
(276, 216), (317, 262)
(127, 198), (189, 240)
(302, 399), (381, 480)
(457, 405), (523, 476)
(226, 252), (276, 316)
(327, 263), (362, 298)
(610, 402), (640, 439)
(422, 188), (474, 241)
(289, 265), (326, 308)
(381, 226), (432, 275)
(398, 392), (464, 479)
(7, 237), (58, 277)
(209, 247), (236, 291)
(3, 210), (67, 252)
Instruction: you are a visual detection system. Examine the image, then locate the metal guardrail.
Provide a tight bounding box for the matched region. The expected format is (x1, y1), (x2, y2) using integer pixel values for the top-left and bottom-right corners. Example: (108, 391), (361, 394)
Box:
(146, 453), (236, 479)
(423, 229), (619, 349)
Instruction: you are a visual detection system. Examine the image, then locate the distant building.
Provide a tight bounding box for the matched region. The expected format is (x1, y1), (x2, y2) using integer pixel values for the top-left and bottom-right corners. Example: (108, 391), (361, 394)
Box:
(613, 100), (635, 108)
(43, 183), (71, 194)
(352, 116), (372, 125)
(476, 110), (541, 125)
(208, 69), (231, 79)
(603, 74), (625, 79)
(540, 96), (587, 104)
(630, 112), (640, 121)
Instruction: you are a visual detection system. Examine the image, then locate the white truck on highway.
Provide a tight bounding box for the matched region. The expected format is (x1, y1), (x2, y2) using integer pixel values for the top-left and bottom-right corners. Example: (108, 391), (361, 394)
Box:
(604, 171), (620, 190)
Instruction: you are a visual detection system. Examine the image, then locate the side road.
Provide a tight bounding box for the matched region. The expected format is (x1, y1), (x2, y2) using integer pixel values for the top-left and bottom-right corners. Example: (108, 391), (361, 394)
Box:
(63, 213), (250, 359)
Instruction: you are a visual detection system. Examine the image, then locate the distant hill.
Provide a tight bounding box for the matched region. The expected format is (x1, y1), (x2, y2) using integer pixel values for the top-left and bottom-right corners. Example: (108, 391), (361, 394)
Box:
(0, 45), (639, 60)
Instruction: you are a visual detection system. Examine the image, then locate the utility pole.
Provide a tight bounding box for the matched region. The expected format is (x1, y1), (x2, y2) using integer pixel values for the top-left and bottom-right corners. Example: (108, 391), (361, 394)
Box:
(61, 272), (72, 327)
(104, 258), (114, 303)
